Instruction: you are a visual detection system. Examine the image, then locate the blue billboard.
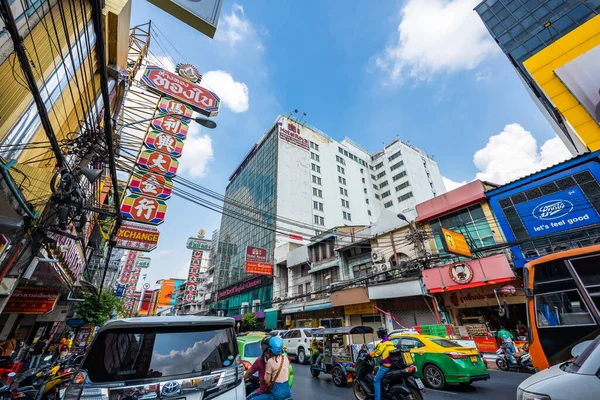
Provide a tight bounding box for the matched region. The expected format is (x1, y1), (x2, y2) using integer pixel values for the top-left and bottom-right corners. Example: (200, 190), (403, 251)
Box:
(515, 187), (600, 237)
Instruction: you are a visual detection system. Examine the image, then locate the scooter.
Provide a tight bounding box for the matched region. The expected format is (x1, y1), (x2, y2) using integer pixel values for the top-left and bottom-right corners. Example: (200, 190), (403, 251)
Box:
(353, 349), (424, 400)
(495, 344), (535, 373)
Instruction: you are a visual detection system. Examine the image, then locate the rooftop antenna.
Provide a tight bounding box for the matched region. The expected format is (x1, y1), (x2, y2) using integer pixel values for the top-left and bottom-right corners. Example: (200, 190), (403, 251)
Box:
(286, 109), (298, 119)
(298, 112), (307, 125)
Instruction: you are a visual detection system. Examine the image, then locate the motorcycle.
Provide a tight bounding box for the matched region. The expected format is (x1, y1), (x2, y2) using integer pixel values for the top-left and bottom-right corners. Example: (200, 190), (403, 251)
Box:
(353, 349), (424, 400)
(495, 343), (535, 373)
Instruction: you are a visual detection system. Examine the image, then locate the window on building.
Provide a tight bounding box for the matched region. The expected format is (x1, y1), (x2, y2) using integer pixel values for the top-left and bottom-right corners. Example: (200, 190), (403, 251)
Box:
(399, 192), (413, 201)
(366, 199), (369, 204)
(373, 184), (378, 190)
(338, 176), (347, 185)
(371, 174), (377, 180)
(381, 190), (391, 198)
(319, 216), (324, 225)
(364, 188), (367, 194)
(343, 150), (348, 156)
(336, 155), (346, 165)
(384, 201), (393, 208)
(305, 282), (311, 294)
(377, 171), (386, 179)
(311, 163), (321, 173)
(360, 168), (364, 173)
(297, 285), (303, 295)
(338, 147), (343, 154)
(388, 151), (401, 162)
(310, 141), (319, 151)
(340, 187), (348, 196)
(312, 175), (322, 185)
(368, 210), (372, 216)
(374, 162), (384, 169)
(337, 165), (345, 174)
(353, 264), (369, 279)
(313, 188), (323, 198)
(429, 204), (496, 256)
(375, 194), (380, 199)
(395, 181), (410, 191)
(390, 161), (404, 171)
(341, 199), (350, 208)
(313, 201), (323, 211)
(311, 152), (320, 162)
(362, 178), (365, 183)
(301, 264), (310, 277)
(313, 215), (325, 226)
(343, 211), (352, 221)
(393, 171), (407, 181)
(379, 181), (389, 189)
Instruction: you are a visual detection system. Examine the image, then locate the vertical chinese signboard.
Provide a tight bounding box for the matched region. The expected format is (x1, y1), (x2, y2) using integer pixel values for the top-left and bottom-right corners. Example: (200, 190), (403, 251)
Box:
(183, 237), (212, 304)
(118, 64), (220, 252)
(245, 246), (272, 276)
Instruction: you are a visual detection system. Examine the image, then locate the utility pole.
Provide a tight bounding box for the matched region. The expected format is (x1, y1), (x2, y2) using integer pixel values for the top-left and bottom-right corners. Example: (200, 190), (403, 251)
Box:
(397, 214), (428, 259)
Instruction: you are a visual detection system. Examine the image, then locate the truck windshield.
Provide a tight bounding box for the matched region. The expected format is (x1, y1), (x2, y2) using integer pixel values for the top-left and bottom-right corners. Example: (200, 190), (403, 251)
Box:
(83, 325), (237, 382)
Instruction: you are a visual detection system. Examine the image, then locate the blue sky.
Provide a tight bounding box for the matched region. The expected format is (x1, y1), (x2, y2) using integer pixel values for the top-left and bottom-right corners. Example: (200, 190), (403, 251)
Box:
(130, 0), (572, 286)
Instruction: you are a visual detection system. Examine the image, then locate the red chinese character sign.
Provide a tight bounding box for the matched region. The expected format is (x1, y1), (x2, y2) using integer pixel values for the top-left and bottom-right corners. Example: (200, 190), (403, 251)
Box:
(142, 66), (220, 117)
(158, 97), (193, 120)
(129, 170), (173, 199)
(121, 194), (168, 225)
(152, 116), (189, 139)
(145, 131), (184, 157)
(137, 150), (179, 177)
(245, 246), (272, 276)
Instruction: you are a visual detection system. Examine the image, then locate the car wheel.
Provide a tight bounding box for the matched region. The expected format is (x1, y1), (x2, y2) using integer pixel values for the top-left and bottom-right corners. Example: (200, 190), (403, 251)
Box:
(310, 365), (320, 378)
(496, 358), (509, 371)
(297, 348), (307, 365)
(423, 365), (446, 390)
(332, 366), (348, 387)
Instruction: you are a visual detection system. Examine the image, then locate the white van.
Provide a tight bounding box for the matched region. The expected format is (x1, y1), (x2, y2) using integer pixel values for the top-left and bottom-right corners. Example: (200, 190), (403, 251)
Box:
(64, 316), (244, 400)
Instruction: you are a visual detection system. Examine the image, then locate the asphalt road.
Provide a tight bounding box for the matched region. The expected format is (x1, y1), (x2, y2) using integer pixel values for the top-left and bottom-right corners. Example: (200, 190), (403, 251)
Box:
(290, 362), (528, 400)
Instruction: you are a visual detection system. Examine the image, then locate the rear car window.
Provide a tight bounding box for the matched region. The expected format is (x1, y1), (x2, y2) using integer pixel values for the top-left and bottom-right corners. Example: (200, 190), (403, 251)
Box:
(83, 326), (237, 382)
(243, 342), (262, 358)
(430, 339), (463, 348)
(303, 330), (312, 337)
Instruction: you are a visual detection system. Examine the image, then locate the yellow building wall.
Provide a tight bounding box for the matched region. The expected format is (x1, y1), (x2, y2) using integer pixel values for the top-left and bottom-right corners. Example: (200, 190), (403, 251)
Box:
(523, 15), (600, 150)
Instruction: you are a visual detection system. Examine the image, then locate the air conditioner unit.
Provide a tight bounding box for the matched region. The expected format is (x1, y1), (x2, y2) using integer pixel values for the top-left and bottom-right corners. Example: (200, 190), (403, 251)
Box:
(371, 252), (385, 263)
(241, 302), (250, 315)
(252, 300), (261, 313)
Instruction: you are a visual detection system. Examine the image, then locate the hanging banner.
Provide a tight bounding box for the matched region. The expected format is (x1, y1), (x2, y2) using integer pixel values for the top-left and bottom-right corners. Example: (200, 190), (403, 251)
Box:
(4, 288), (59, 315)
(144, 130), (185, 157)
(121, 194), (168, 225)
(137, 150), (179, 177)
(151, 117), (190, 139)
(116, 221), (160, 251)
(142, 65), (220, 116)
(129, 170), (173, 200)
(157, 96), (193, 120)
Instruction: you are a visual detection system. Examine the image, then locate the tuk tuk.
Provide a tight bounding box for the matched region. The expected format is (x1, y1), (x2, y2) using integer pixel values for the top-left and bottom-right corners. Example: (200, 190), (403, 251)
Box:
(309, 325), (374, 387)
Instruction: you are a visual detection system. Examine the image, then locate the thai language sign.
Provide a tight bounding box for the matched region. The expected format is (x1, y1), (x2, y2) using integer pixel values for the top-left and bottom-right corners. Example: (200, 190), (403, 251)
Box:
(4, 288), (59, 314)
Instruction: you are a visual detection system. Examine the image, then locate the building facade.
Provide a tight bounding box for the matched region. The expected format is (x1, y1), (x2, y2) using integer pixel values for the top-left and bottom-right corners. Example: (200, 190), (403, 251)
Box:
(476, 0), (600, 154)
(213, 115), (445, 318)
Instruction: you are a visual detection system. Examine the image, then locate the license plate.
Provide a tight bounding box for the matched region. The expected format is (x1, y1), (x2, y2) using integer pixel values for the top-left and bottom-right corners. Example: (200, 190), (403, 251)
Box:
(470, 355), (478, 363)
(403, 352), (413, 364)
(59, 389), (66, 399)
(414, 378), (425, 390)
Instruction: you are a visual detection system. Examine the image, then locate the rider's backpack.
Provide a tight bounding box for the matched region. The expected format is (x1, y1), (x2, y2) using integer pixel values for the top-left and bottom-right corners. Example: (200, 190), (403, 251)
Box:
(388, 349), (410, 369)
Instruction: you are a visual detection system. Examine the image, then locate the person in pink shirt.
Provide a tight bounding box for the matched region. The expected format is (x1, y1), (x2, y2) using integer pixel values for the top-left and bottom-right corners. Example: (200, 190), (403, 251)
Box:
(245, 337), (271, 399)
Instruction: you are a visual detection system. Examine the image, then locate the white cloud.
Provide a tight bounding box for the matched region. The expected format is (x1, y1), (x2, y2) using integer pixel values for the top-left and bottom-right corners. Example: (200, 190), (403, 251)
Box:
(474, 124), (572, 185)
(146, 54), (175, 72)
(216, 3), (251, 47)
(443, 176), (467, 191)
(374, 0), (497, 84)
(202, 70), (249, 113)
(178, 121), (214, 178)
(475, 69), (492, 82)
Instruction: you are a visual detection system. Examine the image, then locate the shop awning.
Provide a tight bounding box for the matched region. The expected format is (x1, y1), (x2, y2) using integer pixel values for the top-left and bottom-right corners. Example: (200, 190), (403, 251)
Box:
(305, 302), (331, 311)
(281, 305), (304, 314)
(309, 257), (338, 273)
(368, 279), (424, 300)
(264, 308), (278, 330)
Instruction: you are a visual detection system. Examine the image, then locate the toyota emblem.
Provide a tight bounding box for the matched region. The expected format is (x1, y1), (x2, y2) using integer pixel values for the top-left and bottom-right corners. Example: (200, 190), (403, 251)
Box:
(161, 381), (180, 396)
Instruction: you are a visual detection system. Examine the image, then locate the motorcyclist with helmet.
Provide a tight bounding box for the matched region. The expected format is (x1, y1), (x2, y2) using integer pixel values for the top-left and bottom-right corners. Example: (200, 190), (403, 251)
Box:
(245, 336), (272, 399)
(253, 336), (292, 400)
(369, 326), (396, 400)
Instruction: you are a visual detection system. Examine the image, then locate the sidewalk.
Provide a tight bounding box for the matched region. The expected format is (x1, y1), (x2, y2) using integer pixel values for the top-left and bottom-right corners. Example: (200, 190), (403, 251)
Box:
(482, 352), (499, 370)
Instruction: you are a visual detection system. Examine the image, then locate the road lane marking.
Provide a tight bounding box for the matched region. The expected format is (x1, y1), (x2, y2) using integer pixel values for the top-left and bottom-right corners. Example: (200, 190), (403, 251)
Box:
(425, 389), (458, 395)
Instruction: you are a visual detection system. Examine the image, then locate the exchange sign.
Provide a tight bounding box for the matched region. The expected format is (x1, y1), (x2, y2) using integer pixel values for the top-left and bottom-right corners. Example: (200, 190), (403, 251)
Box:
(121, 194), (168, 225)
(157, 96), (193, 120)
(145, 130), (184, 157)
(137, 150), (179, 177)
(152, 116), (189, 139)
(142, 65), (220, 117)
(129, 170), (173, 200)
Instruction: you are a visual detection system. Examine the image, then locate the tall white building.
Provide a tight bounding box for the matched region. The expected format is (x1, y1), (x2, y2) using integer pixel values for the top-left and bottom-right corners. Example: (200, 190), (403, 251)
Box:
(212, 115), (446, 317)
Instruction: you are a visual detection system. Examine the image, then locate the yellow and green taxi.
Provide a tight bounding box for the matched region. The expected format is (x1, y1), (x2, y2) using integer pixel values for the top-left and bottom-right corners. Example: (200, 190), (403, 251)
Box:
(237, 335), (294, 387)
(389, 333), (489, 390)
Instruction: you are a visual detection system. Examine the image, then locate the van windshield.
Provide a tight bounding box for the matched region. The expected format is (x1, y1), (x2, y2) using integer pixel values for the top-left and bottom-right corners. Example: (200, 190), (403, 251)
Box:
(83, 325), (237, 382)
